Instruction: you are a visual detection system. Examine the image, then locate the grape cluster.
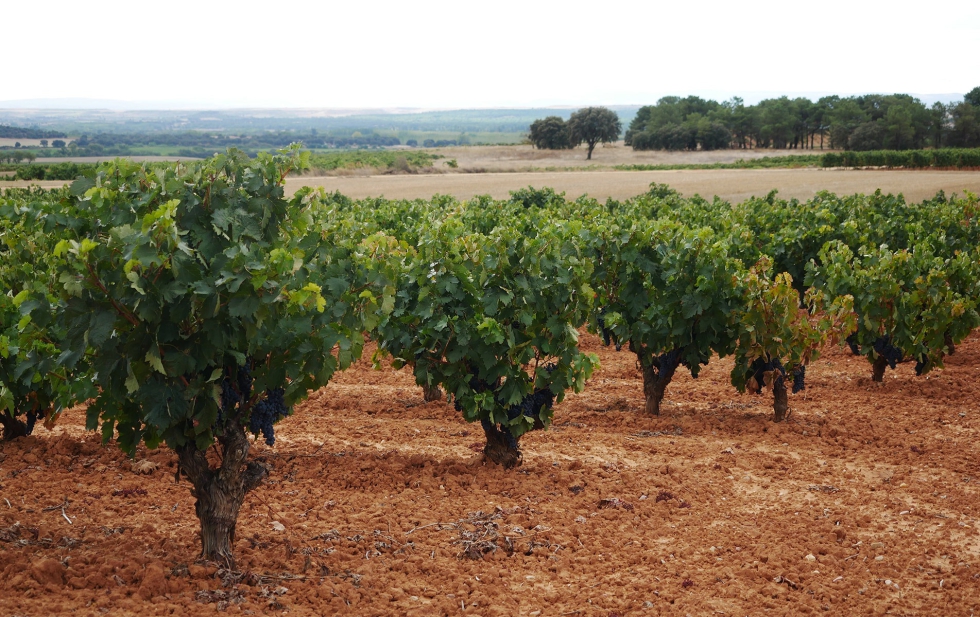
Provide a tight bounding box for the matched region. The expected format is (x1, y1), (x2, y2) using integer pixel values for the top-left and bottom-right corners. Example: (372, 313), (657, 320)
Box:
(914, 355), (930, 376)
(25, 408), (38, 435)
(597, 307), (622, 351)
(791, 364), (806, 394)
(248, 388), (288, 446)
(872, 336), (904, 369)
(505, 386), (556, 427)
(458, 365), (556, 437)
(652, 349), (688, 376)
(218, 362), (254, 427)
(845, 334), (861, 356)
(452, 374), (497, 413)
(746, 357), (786, 394)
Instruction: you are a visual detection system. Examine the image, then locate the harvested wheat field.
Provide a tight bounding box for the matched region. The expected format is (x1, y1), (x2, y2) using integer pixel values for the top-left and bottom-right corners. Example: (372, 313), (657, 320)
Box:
(1, 331), (979, 616)
(425, 144), (814, 171)
(287, 169), (980, 204)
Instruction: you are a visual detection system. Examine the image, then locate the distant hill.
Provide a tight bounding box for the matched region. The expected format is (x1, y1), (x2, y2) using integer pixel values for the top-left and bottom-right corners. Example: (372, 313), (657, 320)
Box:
(0, 107), (640, 137)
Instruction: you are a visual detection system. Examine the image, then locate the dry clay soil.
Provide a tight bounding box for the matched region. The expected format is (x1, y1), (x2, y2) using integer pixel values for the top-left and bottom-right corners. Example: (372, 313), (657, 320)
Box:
(1, 332), (979, 616)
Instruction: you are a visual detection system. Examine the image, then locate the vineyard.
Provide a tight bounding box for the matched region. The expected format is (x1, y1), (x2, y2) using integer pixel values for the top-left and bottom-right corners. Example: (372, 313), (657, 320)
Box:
(1, 148), (979, 615)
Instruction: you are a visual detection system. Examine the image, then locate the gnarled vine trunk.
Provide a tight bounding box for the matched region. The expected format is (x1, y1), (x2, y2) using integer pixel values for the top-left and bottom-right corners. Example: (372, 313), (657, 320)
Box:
(177, 423), (268, 567)
(481, 419), (522, 469)
(944, 332), (956, 356)
(772, 373), (789, 422)
(422, 384), (443, 402)
(0, 411), (28, 441)
(639, 350), (682, 416)
(872, 356), (888, 382)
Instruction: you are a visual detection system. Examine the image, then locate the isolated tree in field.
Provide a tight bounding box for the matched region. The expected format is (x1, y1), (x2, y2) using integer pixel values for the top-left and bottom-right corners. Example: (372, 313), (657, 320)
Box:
(528, 116), (571, 150)
(50, 148), (386, 566)
(568, 107), (622, 159)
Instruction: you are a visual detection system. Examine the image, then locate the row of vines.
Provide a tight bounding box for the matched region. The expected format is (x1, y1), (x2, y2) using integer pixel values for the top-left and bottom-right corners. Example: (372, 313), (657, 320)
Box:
(2, 147), (979, 566)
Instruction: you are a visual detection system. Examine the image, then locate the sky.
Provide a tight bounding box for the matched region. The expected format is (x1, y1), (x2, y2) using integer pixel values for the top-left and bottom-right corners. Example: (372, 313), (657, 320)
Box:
(3, 0), (978, 110)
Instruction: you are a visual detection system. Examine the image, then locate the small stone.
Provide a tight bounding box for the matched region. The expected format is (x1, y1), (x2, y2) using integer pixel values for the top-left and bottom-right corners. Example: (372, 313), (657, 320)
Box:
(805, 554), (816, 562)
(870, 542), (884, 550)
(271, 521), (285, 532)
(875, 555), (884, 561)
(131, 459), (158, 475)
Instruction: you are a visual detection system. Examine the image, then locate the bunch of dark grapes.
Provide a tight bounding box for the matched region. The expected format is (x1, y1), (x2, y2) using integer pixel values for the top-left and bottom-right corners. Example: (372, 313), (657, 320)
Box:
(24, 408), (38, 435)
(453, 374), (499, 413)
(872, 336), (904, 369)
(653, 349), (688, 375)
(218, 362), (253, 428)
(914, 355), (930, 376)
(746, 357), (785, 394)
(597, 307), (622, 351)
(791, 364), (806, 394)
(505, 386), (556, 429)
(845, 334), (861, 356)
(248, 388), (288, 446)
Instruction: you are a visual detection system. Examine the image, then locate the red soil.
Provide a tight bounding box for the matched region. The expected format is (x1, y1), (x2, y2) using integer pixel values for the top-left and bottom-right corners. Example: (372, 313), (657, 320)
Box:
(1, 332), (979, 616)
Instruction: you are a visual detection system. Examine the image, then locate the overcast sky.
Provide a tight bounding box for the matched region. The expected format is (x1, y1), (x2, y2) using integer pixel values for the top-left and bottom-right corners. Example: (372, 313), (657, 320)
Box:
(3, 0), (978, 109)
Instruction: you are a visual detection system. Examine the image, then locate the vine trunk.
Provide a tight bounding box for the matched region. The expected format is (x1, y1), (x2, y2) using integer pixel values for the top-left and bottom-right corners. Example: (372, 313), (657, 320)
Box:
(177, 424), (268, 567)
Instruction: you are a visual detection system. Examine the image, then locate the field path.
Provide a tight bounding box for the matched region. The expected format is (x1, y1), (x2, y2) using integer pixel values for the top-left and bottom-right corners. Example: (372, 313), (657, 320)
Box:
(288, 168), (980, 203)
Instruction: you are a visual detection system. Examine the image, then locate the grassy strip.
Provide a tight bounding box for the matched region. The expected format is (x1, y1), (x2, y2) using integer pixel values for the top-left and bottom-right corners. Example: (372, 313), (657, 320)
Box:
(821, 148), (980, 168)
(614, 154), (822, 171)
(306, 150), (438, 173)
(6, 162), (99, 181)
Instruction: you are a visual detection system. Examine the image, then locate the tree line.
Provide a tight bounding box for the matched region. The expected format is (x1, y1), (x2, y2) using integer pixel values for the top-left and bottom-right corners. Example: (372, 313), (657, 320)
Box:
(0, 125), (66, 139)
(624, 89), (980, 152)
(528, 89), (980, 154)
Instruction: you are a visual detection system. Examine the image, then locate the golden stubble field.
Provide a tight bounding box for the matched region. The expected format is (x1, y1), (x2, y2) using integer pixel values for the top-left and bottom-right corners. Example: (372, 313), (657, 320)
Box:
(286, 168), (980, 204)
(425, 143), (810, 171)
